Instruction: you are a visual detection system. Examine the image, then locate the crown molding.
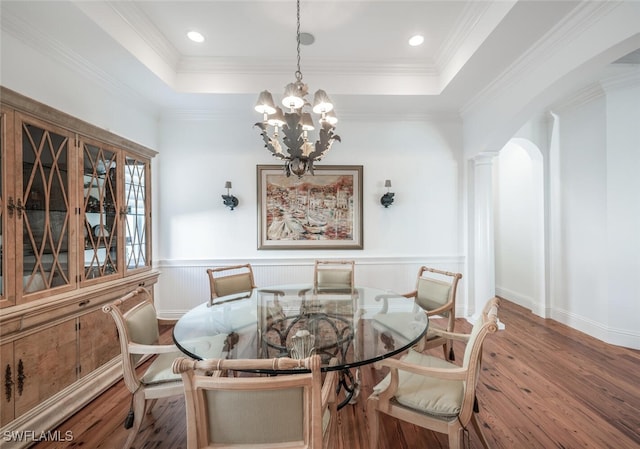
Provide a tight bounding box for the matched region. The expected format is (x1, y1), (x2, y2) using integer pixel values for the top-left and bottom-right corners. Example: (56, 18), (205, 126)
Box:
(434, 0), (494, 71)
(600, 66), (640, 92)
(549, 82), (604, 113)
(460, 1), (620, 117)
(102, 0), (181, 69)
(550, 66), (639, 112)
(177, 56), (437, 77)
(161, 108), (461, 124)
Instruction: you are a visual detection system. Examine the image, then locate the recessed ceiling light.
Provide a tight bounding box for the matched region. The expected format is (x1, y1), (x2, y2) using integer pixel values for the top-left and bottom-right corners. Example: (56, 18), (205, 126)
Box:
(408, 35), (424, 47)
(187, 31), (205, 43)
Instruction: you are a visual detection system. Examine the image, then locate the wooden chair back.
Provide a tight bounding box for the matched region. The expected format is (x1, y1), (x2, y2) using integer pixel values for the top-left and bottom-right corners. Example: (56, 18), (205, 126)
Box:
(207, 264), (256, 306)
(172, 355), (337, 449)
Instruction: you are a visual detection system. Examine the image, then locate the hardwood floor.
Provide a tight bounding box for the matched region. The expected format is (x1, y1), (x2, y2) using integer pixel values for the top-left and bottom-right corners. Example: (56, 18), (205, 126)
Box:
(30, 299), (640, 449)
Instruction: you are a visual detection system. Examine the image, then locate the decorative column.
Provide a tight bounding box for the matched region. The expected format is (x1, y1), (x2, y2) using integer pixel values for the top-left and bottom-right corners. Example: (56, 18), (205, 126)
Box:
(470, 153), (497, 320)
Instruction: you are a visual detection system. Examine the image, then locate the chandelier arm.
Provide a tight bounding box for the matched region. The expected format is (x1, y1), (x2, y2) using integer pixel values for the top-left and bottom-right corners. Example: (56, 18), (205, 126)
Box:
(255, 122), (286, 158)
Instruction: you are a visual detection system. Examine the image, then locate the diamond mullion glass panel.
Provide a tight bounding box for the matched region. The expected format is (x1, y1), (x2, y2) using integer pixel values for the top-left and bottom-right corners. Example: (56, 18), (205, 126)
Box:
(21, 122), (70, 293)
(82, 142), (119, 280)
(124, 156), (148, 270)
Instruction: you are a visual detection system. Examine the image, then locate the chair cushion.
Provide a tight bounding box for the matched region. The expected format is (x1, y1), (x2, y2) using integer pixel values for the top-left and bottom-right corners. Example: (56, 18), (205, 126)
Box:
(214, 273), (253, 297)
(205, 387), (304, 444)
(317, 270), (352, 291)
(373, 349), (463, 419)
(126, 302), (160, 346)
(416, 278), (451, 311)
(141, 351), (184, 385)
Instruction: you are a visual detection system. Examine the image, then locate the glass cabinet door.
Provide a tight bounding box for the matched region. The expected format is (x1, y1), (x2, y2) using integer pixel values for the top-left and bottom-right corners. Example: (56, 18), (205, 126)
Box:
(124, 155), (150, 271)
(19, 116), (73, 295)
(82, 140), (119, 281)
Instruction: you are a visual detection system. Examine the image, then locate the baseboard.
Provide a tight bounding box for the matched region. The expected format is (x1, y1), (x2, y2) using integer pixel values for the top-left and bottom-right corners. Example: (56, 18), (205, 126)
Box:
(495, 286), (535, 310)
(552, 307), (640, 350)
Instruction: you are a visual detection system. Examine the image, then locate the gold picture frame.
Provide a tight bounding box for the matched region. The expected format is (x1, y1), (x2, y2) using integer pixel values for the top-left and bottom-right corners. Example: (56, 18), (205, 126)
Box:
(257, 165), (363, 250)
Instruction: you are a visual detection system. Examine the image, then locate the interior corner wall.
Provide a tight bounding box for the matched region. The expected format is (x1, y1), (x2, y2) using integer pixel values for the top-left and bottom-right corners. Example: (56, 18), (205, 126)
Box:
(551, 81), (640, 349)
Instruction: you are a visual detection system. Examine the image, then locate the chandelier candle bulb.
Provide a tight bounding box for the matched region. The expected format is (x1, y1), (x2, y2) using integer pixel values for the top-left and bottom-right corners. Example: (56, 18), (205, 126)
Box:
(254, 0), (340, 178)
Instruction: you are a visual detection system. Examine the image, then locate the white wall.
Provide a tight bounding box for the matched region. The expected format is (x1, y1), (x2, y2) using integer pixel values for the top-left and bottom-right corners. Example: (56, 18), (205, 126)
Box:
(549, 76), (640, 348)
(492, 73), (640, 349)
(555, 93), (609, 326)
(154, 114), (467, 314)
(155, 115), (463, 260)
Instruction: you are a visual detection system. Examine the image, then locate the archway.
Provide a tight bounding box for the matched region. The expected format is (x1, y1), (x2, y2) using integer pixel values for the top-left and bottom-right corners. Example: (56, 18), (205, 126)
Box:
(494, 138), (547, 317)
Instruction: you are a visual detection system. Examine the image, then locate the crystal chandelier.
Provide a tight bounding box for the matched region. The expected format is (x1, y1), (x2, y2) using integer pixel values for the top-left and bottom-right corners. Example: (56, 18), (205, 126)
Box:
(254, 0), (340, 178)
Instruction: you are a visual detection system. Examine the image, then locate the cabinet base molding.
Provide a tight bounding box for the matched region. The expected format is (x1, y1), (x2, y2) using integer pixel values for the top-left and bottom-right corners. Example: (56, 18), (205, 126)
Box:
(0, 358), (123, 449)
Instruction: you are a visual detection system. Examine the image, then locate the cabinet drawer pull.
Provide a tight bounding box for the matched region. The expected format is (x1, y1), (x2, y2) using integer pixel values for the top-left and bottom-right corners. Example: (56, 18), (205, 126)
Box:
(4, 364), (13, 402)
(78, 300), (90, 307)
(17, 359), (25, 396)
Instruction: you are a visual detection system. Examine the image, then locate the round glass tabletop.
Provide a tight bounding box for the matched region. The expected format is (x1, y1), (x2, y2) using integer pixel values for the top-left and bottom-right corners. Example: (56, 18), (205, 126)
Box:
(172, 284), (428, 373)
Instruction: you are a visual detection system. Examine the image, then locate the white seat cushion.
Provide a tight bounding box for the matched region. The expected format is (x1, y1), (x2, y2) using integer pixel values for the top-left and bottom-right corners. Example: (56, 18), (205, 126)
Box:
(141, 351), (184, 385)
(373, 349), (463, 419)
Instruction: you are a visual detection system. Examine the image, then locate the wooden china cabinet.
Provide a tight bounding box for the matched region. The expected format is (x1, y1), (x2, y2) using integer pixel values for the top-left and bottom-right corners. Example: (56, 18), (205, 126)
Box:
(0, 87), (159, 442)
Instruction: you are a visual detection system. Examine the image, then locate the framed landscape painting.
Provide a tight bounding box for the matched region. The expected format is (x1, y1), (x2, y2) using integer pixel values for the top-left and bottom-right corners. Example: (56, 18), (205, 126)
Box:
(257, 165), (363, 250)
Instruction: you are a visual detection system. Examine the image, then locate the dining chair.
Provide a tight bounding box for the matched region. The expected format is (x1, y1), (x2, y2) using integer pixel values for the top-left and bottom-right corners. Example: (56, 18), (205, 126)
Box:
(102, 287), (185, 449)
(206, 263), (256, 306)
(403, 266), (462, 360)
(172, 354), (338, 449)
(367, 297), (500, 449)
(313, 259), (355, 294)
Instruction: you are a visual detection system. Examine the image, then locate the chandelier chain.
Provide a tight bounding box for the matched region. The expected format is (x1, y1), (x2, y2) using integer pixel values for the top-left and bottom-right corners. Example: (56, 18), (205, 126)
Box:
(295, 0), (302, 82)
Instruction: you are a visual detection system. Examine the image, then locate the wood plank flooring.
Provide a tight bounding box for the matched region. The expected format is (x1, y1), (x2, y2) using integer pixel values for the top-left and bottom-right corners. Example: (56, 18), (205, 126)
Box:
(29, 299), (640, 449)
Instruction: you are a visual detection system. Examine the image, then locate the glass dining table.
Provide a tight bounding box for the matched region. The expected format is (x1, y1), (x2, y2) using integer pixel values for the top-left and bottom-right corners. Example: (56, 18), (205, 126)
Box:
(172, 284), (428, 407)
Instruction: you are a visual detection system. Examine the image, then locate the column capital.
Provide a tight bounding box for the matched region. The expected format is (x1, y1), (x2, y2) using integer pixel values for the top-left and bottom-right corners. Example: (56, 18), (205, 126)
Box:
(473, 152), (497, 165)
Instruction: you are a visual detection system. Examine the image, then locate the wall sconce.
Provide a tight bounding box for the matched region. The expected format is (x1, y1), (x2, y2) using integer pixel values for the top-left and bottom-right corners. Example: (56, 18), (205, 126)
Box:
(380, 179), (394, 208)
(222, 181), (239, 210)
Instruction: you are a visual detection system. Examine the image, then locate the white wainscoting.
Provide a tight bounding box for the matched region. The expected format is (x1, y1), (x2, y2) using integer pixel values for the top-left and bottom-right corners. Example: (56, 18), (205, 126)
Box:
(154, 256), (466, 320)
